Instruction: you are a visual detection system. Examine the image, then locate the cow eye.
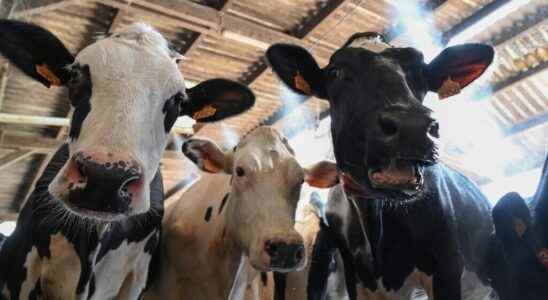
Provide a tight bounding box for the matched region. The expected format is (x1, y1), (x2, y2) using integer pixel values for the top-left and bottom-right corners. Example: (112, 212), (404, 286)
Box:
(327, 67), (347, 81)
(235, 167), (245, 177)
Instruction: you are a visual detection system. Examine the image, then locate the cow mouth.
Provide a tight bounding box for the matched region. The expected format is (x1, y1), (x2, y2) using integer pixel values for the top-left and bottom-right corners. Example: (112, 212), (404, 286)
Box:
(368, 159), (424, 192)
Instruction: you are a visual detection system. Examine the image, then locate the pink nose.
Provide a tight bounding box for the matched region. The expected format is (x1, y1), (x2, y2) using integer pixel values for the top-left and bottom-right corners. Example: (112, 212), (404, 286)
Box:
(63, 151), (143, 214)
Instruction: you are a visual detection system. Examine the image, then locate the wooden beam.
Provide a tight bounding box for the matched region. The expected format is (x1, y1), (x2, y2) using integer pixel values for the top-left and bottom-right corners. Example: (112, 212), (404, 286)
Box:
(0, 149), (34, 170)
(0, 64), (8, 110)
(0, 0), (15, 18)
(198, 0), (349, 136)
(9, 0), (85, 18)
(0, 112), (194, 134)
(0, 212), (17, 222)
(99, 0), (333, 57)
(1, 133), (185, 161)
(0, 113), (69, 127)
(182, 0), (234, 59)
(107, 8), (126, 33)
(443, 0), (510, 43)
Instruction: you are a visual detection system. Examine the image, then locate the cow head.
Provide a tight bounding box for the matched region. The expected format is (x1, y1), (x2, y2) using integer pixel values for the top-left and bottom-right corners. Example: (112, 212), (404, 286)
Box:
(0, 20), (254, 221)
(183, 126), (338, 272)
(266, 33), (493, 199)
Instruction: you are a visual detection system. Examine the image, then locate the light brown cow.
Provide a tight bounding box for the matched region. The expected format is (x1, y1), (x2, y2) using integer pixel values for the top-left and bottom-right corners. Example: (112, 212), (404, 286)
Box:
(144, 126), (338, 299)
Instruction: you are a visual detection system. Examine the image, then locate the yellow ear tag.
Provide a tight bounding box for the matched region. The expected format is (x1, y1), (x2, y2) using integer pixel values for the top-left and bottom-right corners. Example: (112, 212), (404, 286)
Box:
(36, 64), (61, 86)
(294, 71), (312, 95)
(438, 77), (461, 100)
(193, 105), (217, 120)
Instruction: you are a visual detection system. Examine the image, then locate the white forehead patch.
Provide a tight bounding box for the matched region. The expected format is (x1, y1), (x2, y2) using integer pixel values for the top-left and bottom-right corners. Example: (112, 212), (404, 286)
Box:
(110, 22), (181, 60)
(348, 35), (392, 53)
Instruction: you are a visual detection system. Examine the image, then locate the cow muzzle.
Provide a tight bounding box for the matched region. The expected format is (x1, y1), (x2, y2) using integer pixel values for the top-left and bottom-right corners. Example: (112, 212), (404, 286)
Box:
(366, 109), (440, 192)
(260, 236), (305, 272)
(50, 150), (144, 220)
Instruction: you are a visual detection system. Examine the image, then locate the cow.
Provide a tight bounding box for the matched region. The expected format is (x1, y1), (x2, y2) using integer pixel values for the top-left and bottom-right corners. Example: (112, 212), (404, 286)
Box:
(266, 32), (495, 299)
(487, 154), (548, 300)
(143, 126), (339, 299)
(0, 20), (254, 299)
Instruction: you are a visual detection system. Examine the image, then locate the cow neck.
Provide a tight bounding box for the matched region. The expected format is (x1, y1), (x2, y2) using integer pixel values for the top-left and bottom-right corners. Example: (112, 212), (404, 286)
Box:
(210, 192), (247, 290)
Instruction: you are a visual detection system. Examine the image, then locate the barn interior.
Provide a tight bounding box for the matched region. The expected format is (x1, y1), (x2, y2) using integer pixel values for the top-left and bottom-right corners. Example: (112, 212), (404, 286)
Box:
(0, 0), (546, 236)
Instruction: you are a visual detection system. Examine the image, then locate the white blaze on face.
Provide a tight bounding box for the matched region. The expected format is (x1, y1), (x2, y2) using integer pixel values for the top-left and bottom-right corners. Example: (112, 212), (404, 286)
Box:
(53, 23), (186, 214)
(348, 35), (392, 53)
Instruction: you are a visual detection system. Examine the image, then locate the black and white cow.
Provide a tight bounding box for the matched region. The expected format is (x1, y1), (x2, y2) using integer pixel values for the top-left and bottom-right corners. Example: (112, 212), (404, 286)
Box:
(0, 20), (254, 299)
(487, 154), (548, 300)
(266, 33), (495, 299)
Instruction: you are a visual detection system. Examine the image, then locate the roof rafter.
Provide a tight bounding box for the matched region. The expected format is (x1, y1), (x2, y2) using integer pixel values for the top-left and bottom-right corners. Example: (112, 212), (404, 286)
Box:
(0, 149), (34, 171)
(3, 0), (86, 18)
(1, 132), (185, 161)
(98, 0), (334, 58)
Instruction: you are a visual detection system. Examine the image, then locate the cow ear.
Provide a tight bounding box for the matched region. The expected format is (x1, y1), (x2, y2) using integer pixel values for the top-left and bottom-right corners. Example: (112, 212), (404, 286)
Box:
(427, 43), (494, 99)
(493, 192), (532, 246)
(266, 44), (326, 98)
(0, 20), (74, 88)
(182, 138), (233, 174)
(305, 161), (339, 188)
(182, 79), (255, 122)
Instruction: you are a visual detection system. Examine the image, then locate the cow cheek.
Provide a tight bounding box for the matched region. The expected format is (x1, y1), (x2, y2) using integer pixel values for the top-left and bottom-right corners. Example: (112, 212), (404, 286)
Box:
(248, 237), (270, 271)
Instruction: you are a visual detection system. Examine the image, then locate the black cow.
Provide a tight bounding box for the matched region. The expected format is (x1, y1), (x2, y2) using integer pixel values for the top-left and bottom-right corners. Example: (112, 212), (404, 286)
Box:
(487, 155), (548, 300)
(267, 33), (495, 299)
(0, 20), (254, 299)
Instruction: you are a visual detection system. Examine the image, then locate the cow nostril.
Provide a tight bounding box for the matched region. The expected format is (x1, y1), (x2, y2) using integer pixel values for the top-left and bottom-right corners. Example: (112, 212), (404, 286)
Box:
(295, 245), (304, 262)
(119, 176), (141, 197)
(76, 160), (87, 178)
(265, 241), (279, 258)
(428, 121), (440, 138)
(378, 116), (399, 137)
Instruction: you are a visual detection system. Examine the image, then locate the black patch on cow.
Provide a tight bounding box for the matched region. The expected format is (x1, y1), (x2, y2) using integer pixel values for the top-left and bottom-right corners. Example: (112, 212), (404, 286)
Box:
(87, 275), (96, 300)
(163, 92), (185, 132)
(218, 194), (229, 214)
(0, 233), (5, 250)
(95, 170), (164, 263)
(307, 223), (339, 300)
(273, 272), (286, 300)
(260, 272), (268, 286)
(144, 231), (159, 255)
(0, 143), (165, 298)
(204, 206), (213, 222)
(68, 64), (92, 140)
